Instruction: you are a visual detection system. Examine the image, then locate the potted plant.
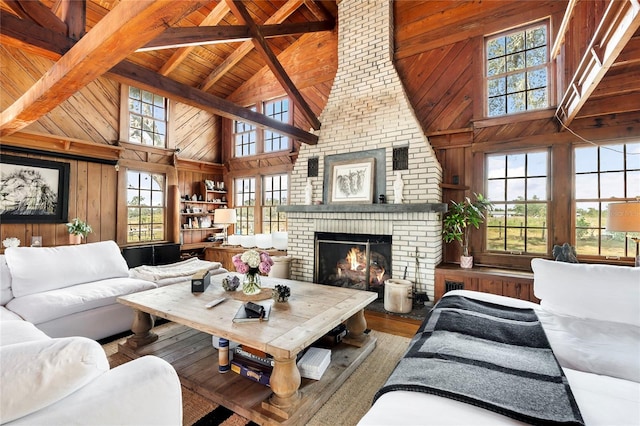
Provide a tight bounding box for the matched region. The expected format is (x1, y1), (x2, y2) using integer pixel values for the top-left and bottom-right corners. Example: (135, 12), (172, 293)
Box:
(442, 193), (493, 268)
(66, 217), (93, 245)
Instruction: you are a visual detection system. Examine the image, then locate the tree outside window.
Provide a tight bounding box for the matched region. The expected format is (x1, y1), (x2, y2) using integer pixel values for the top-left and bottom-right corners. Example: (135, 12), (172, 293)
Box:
(263, 174), (288, 232)
(574, 142), (640, 258)
(486, 22), (549, 117)
(128, 87), (168, 147)
(485, 151), (549, 254)
(127, 170), (165, 243)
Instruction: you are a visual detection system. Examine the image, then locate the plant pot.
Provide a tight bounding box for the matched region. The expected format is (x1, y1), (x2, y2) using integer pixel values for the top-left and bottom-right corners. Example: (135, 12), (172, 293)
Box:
(69, 234), (82, 245)
(460, 255), (473, 269)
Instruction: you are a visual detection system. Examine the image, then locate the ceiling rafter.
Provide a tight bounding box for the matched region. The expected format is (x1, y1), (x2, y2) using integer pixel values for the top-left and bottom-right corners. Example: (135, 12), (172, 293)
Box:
(0, 0), (209, 137)
(199, 0), (304, 92)
(3, 0), (67, 34)
(225, 0), (321, 130)
(0, 7), (319, 145)
(157, 0), (229, 76)
(140, 20), (335, 52)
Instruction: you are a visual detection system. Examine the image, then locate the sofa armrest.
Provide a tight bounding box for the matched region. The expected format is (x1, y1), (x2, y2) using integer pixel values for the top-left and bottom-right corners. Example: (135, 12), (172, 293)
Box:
(5, 356), (182, 426)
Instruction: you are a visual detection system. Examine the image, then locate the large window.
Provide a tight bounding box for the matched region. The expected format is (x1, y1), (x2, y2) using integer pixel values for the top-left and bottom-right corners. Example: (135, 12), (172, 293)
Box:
(234, 177), (256, 235)
(574, 142), (640, 258)
(262, 174), (288, 232)
(233, 98), (290, 157)
(264, 99), (290, 152)
(486, 22), (549, 117)
(128, 87), (168, 147)
(127, 170), (165, 243)
(486, 150), (549, 254)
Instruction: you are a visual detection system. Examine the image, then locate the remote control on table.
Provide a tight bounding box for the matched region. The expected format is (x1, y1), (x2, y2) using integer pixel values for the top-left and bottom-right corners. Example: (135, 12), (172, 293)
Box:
(205, 298), (226, 308)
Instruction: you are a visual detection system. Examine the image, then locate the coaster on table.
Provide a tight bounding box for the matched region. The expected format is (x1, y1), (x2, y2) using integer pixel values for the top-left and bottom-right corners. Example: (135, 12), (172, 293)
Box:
(231, 287), (273, 301)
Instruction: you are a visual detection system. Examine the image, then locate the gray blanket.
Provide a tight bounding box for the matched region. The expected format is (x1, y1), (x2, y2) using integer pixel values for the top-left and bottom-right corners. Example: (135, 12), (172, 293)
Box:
(374, 295), (584, 425)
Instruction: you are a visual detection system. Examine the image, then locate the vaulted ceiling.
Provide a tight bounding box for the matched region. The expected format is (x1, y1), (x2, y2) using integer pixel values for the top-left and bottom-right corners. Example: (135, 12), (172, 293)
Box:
(0, 0), (338, 145)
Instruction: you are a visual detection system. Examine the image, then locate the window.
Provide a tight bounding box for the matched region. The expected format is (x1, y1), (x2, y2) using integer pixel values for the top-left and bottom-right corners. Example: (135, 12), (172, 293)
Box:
(128, 87), (168, 147)
(486, 151), (549, 254)
(486, 22), (549, 117)
(127, 170), (165, 243)
(264, 99), (290, 152)
(234, 177), (256, 235)
(574, 142), (640, 258)
(233, 98), (290, 157)
(234, 107), (257, 157)
(262, 174), (288, 232)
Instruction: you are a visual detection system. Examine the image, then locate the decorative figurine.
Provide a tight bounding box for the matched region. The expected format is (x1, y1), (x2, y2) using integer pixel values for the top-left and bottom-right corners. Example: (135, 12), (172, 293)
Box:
(272, 284), (291, 302)
(221, 275), (240, 291)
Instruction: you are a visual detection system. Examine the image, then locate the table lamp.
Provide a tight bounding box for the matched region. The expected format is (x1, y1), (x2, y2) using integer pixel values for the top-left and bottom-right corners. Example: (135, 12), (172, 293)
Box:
(606, 201), (640, 267)
(214, 208), (237, 245)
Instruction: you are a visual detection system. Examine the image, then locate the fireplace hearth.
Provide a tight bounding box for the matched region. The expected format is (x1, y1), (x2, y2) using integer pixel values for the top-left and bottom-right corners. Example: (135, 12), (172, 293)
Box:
(315, 232), (392, 296)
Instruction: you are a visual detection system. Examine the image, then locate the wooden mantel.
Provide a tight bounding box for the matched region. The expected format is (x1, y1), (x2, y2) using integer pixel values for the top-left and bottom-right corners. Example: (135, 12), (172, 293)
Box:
(279, 203), (448, 214)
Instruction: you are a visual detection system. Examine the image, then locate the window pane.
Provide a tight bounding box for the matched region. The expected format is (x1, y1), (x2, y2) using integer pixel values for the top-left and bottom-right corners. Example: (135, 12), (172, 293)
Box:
(506, 92), (526, 113)
(575, 174), (598, 199)
(506, 52), (525, 72)
(507, 154), (525, 177)
(527, 88), (547, 110)
(628, 170), (640, 197)
(526, 47), (546, 67)
(487, 58), (505, 76)
(506, 32), (525, 53)
(527, 68), (547, 89)
(627, 143), (640, 170)
(527, 177), (546, 199)
(528, 152), (547, 175)
(488, 96), (506, 116)
(600, 145), (624, 171)
(600, 172), (625, 198)
(526, 26), (546, 48)
(487, 155), (506, 178)
(128, 87), (167, 148)
(507, 72), (526, 92)
(575, 146), (597, 173)
(487, 37), (505, 59)
(488, 78), (505, 96)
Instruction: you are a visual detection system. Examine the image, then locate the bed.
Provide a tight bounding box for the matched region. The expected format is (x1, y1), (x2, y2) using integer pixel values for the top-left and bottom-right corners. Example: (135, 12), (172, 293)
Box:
(359, 259), (640, 425)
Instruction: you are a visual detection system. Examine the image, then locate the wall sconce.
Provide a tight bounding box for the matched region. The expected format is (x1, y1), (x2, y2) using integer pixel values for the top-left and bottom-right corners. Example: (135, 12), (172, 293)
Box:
(213, 208), (237, 245)
(606, 201), (640, 267)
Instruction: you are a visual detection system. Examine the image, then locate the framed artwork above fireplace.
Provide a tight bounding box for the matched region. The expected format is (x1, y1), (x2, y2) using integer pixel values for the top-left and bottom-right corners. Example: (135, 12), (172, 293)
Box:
(328, 158), (375, 204)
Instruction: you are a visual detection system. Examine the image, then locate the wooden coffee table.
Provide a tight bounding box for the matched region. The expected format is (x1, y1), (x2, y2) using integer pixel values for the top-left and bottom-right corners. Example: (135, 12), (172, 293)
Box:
(117, 274), (378, 425)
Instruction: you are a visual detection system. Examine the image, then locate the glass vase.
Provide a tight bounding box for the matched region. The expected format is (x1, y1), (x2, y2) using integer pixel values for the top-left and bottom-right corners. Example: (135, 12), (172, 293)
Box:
(242, 273), (262, 295)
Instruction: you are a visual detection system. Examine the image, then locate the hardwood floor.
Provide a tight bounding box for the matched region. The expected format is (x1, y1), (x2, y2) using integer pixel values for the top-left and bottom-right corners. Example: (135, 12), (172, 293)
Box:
(364, 310), (421, 338)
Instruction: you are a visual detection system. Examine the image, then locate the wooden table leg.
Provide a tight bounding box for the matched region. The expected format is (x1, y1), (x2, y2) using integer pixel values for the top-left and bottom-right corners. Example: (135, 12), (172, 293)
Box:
(125, 310), (158, 348)
(261, 356), (301, 419)
(343, 309), (369, 347)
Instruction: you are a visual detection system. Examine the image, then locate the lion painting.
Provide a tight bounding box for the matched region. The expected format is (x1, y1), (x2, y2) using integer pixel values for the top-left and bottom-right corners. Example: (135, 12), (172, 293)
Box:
(0, 169), (57, 215)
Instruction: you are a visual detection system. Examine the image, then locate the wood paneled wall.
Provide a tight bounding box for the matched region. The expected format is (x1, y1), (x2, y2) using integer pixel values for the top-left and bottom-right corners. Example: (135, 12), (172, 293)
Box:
(0, 153), (118, 249)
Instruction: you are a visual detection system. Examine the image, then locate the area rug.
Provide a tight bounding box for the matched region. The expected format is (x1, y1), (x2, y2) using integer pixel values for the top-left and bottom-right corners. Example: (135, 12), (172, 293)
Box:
(102, 323), (410, 426)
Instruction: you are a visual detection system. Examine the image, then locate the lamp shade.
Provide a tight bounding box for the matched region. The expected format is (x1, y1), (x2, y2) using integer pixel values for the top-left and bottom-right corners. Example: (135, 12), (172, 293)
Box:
(606, 202), (640, 232)
(214, 208), (237, 224)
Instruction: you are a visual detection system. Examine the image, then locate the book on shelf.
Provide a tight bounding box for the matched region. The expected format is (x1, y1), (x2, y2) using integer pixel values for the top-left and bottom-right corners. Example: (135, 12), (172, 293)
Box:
(232, 302), (271, 323)
(230, 360), (271, 387)
(233, 346), (274, 368)
(297, 347), (331, 380)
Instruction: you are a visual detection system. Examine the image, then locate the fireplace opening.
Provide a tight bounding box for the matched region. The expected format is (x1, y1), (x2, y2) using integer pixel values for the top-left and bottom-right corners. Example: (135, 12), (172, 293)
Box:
(314, 232), (392, 296)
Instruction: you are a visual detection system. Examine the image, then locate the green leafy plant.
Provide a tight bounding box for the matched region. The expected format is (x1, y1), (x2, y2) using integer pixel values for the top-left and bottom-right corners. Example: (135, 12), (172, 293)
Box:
(442, 193), (494, 257)
(66, 217), (93, 238)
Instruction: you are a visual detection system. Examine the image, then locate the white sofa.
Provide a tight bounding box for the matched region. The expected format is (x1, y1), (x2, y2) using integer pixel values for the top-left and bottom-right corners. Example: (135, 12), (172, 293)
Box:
(1, 241), (158, 340)
(0, 319), (182, 425)
(1, 241), (227, 340)
(359, 259), (640, 425)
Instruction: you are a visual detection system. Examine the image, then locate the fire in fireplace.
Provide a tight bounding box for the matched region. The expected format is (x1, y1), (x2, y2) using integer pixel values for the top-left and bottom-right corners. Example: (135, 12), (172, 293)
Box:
(314, 232), (392, 296)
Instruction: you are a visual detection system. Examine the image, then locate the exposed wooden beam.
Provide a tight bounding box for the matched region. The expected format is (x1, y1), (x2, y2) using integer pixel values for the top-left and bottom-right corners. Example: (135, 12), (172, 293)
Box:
(0, 12), (319, 145)
(0, 0), (209, 137)
(3, 0), (67, 34)
(141, 20), (335, 51)
(556, 0), (640, 126)
(551, 0), (578, 59)
(109, 61), (318, 145)
(0, 11), (74, 59)
(225, 0), (321, 130)
(55, 0), (86, 40)
(158, 0), (229, 76)
(199, 0), (304, 92)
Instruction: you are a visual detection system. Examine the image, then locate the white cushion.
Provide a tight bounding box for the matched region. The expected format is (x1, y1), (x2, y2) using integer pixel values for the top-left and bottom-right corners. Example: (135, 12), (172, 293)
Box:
(6, 277), (156, 325)
(5, 241), (130, 298)
(0, 306), (22, 321)
(0, 336), (109, 423)
(532, 258), (640, 326)
(0, 320), (49, 346)
(0, 255), (13, 305)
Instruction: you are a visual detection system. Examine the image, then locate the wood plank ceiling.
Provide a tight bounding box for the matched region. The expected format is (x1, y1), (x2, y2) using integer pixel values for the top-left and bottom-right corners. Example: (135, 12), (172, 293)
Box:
(0, 0), (637, 148)
(0, 0), (337, 144)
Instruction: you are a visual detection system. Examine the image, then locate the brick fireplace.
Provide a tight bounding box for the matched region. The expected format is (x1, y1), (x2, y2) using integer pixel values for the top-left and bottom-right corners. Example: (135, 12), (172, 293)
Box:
(280, 0), (445, 300)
